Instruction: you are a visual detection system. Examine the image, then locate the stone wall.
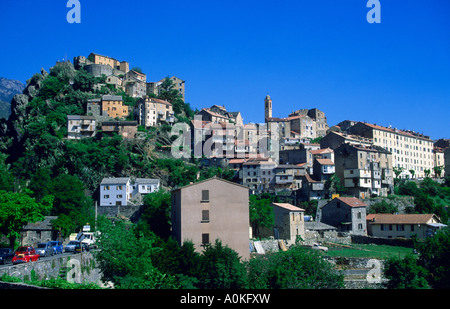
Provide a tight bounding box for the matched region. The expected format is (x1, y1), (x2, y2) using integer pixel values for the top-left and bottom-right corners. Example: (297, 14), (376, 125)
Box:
(96, 204), (142, 220)
(304, 230), (351, 246)
(0, 252), (103, 286)
(351, 234), (415, 248)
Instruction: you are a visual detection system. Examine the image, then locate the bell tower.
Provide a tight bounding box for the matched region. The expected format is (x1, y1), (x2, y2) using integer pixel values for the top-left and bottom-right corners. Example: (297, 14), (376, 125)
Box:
(264, 95), (272, 119)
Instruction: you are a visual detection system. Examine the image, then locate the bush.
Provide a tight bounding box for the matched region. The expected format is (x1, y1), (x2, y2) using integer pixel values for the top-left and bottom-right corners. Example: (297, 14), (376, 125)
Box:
(246, 246), (344, 289)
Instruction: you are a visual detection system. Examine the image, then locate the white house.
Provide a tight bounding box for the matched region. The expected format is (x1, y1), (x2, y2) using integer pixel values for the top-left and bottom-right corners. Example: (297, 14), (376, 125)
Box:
(100, 177), (160, 206)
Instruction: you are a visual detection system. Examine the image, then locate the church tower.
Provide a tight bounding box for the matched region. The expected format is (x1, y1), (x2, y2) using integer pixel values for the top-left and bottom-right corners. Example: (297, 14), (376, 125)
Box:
(264, 95), (272, 119)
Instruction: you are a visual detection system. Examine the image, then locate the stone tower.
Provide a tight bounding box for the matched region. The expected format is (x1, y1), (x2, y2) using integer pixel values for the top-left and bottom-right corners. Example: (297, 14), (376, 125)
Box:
(264, 95), (272, 119)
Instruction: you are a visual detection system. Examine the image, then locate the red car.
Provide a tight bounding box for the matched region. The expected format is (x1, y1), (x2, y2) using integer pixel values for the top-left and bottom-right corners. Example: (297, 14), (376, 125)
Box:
(12, 246), (40, 264)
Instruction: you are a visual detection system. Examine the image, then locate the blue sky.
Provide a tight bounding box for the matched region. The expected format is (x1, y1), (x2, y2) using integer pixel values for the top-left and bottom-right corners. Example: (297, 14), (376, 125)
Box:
(0, 0), (449, 140)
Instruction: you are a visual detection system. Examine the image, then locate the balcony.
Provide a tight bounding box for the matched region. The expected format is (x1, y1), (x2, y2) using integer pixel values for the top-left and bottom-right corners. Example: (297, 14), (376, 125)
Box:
(344, 169), (371, 178)
(275, 175), (294, 184)
(312, 182), (324, 191)
(322, 166), (335, 174)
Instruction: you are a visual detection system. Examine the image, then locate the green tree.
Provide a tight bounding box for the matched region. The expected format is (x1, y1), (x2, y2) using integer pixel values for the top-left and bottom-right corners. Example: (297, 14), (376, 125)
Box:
(140, 189), (172, 239)
(433, 166), (444, 178)
(47, 174), (94, 236)
(416, 229), (450, 289)
(0, 190), (53, 247)
(369, 200), (398, 214)
(383, 255), (430, 289)
(393, 166), (405, 180)
(197, 239), (247, 289)
(73, 70), (95, 92)
(0, 154), (14, 191)
(95, 217), (178, 289)
(249, 194), (274, 239)
(246, 245), (344, 289)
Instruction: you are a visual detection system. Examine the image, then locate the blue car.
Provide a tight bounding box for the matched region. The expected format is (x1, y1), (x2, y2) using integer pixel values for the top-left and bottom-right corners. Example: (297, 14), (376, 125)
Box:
(49, 241), (63, 255)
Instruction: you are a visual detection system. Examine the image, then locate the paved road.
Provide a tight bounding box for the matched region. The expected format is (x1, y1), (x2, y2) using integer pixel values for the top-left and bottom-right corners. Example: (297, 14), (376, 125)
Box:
(0, 251), (78, 269)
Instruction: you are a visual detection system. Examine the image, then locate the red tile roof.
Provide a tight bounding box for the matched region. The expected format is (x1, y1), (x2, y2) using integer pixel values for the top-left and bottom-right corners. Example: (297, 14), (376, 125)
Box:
(335, 197), (367, 207)
(366, 213), (437, 224)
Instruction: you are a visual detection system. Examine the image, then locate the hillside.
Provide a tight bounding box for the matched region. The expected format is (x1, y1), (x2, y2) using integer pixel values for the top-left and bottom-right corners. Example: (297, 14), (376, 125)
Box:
(0, 59), (232, 235)
(0, 77), (25, 119)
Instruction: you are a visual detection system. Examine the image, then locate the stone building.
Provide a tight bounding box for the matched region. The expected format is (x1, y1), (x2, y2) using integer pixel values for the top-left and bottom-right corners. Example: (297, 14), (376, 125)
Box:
(319, 197), (367, 235)
(264, 95), (329, 140)
(101, 121), (138, 139)
(242, 158), (277, 193)
(147, 76), (186, 101)
(87, 52), (129, 73)
(124, 70), (146, 98)
(334, 143), (394, 198)
(20, 216), (58, 246)
(171, 177), (250, 260)
(320, 131), (373, 150)
(267, 203), (305, 245)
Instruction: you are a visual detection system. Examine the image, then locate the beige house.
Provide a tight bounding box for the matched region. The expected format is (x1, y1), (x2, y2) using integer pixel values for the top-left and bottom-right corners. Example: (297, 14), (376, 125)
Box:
(271, 203), (305, 245)
(88, 52), (129, 73)
(366, 213), (446, 239)
(135, 97), (174, 127)
(101, 95), (129, 119)
(171, 177), (250, 260)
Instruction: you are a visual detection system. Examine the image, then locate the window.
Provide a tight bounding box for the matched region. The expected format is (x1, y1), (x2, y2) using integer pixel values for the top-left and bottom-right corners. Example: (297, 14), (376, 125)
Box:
(397, 224), (404, 231)
(201, 190), (209, 202)
(202, 233), (210, 246)
(410, 224), (415, 232)
(202, 210), (209, 223)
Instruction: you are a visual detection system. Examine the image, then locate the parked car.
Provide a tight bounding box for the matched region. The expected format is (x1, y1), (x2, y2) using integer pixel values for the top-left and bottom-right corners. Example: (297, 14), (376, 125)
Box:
(0, 248), (15, 265)
(12, 246), (40, 264)
(74, 241), (89, 254)
(65, 240), (80, 253)
(35, 242), (54, 257)
(49, 241), (63, 255)
(312, 243), (328, 252)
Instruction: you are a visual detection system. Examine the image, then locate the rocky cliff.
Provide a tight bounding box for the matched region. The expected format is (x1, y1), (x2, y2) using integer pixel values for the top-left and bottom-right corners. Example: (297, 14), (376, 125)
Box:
(0, 77), (25, 119)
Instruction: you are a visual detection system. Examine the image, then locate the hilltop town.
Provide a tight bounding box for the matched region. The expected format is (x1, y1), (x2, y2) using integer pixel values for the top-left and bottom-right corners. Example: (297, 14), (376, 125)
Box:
(0, 52), (448, 290)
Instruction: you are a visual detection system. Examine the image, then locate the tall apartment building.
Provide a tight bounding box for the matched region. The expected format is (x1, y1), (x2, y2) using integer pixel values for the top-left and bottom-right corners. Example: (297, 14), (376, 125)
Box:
(334, 143), (394, 198)
(125, 70), (147, 98)
(349, 122), (434, 179)
(242, 158), (277, 193)
(171, 177), (250, 260)
(135, 97), (174, 127)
